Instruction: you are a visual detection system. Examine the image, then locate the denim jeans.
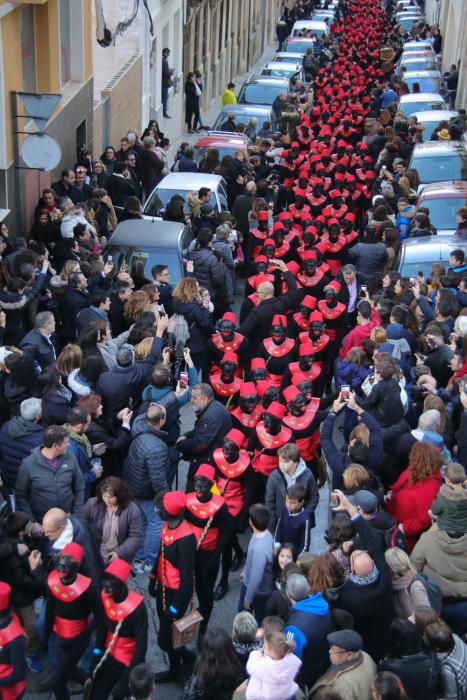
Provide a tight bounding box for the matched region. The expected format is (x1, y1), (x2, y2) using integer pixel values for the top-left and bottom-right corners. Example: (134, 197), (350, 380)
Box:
(161, 84), (169, 114)
(238, 582), (270, 626)
(135, 498), (163, 564)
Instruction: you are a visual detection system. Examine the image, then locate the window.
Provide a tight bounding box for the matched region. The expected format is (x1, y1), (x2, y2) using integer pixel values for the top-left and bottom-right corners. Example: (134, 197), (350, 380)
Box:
(59, 0), (71, 87)
(202, 2), (208, 63)
(21, 6), (36, 93)
(194, 12), (200, 69)
(218, 1), (224, 57)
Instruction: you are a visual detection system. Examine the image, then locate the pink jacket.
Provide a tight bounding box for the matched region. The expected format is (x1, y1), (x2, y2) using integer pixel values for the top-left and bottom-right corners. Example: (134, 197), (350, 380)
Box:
(246, 649), (301, 700)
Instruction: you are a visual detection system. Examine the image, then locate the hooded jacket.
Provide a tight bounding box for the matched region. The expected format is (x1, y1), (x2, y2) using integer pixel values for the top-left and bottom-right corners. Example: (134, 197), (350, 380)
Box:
(431, 484), (467, 533)
(411, 527), (467, 598)
(188, 245), (225, 300)
(265, 458), (319, 531)
(0, 416), (43, 489)
(246, 648), (301, 700)
(310, 650), (377, 700)
(122, 414), (169, 499)
(285, 593), (332, 687)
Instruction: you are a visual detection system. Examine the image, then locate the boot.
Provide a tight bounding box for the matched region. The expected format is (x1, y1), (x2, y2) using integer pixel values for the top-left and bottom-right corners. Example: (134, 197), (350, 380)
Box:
(213, 581), (229, 600)
(154, 652), (181, 683)
(230, 549), (245, 572)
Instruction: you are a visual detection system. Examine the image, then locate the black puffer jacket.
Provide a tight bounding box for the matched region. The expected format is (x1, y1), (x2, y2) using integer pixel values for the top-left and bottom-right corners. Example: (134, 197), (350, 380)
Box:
(379, 650), (440, 700)
(0, 417), (43, 489)
(171, 300), (213, 354)
(0, 535), (44, 607)
(188, 245), (225, 300)
(122, 414), (169, 499)
(349, 242), (388, 286)
(358, 377), (403, 428)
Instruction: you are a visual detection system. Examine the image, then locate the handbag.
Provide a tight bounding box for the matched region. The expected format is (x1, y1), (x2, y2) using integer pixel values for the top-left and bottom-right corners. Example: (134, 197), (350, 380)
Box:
(162, 514), (216, 649)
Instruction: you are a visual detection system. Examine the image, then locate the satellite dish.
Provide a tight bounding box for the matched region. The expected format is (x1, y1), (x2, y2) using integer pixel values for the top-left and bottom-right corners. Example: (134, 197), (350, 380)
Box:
(21, 133), (62, 171)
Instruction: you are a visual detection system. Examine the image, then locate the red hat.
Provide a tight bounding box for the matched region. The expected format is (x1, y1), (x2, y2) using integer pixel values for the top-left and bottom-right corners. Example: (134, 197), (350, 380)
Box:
(0, 582), (11, 610)
(240, 381), (258, 397)
(61, 542), (83, 564)
(221, 351), (238, 364)
(300, 342), (315, 357)
(163, 491), (186, 516)
(272, 221), (284, 232)
(278, 211), (291, 221)
(301, 294), (316, 310)
(265, 401), (286, 420)
(291, 141), (300, 148)
(287, 261), (301, 275)
(326, 280), (341, 293)
(195, 464), (215, 482)
(257, 210), (269, 221)
(225, 428), (245, 448)
(255, 379), (270, 397)
(309, 310), (324, 323)
(105, 557), (131, 584)
(221, 311), (236, 325)
(330, 189), (341, 199)
(302, 250), (317, 261)
(291, 371), (310, 387)
(253, 273), (271, 290)
(254, 255), (268, 264)
(251, 357), (266, 370)
(327, 217), (340, 227)
(294, 188), (307, 198)
(263, 238), (275, 247)
(272, 314), (287, 327)
(283, 385), (301, 404)
(344, 212), (356, 223)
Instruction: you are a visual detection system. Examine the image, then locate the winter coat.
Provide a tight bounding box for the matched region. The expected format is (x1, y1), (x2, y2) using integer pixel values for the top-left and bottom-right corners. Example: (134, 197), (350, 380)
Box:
(265, 459), (319, 531)
(0, 416), (43, 489)
(334, 359), (373, 389)
(171, 300), (214, 355)
(60, 286), (91, 342)
(122, 414), (169, 499)
(411, 527), (467, 598)
(139, 148), (164, 195)
(15, 446), (85, 521)
(183, 669), (246, 700)
(0, 536), (44, 607)
(358, 377), (404, 428)
(176, 399), (232, 465)
(188, 245), (225, 300)
(3, 377), (35, 419)
(246, 649), (301, 700)
(96, 337), (162, 418)
(41, 386), (72, 428)
(81, 497), (142, 562)
(349, 242), (388, 286)
(310, 651), (377, 700)
(177, 154), (198, 173)
(431, 484), (467, 533)
(386, 469), (442, 552)
(19, 328), (56, 371)
(379, 651), (440, 700)
(212, 239), (235, 296)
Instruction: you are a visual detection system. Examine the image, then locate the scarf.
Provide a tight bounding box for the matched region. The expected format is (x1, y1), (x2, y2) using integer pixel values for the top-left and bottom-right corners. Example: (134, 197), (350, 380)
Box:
(64, 425), (92, 458)
(392, 573), (416, 618)
(347, 563), (379, 586)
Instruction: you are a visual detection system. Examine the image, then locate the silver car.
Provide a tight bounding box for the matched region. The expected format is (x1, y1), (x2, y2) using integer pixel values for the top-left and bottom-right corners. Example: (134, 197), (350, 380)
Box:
(402, 70), (442, 94)
(408, 141), (467, 187)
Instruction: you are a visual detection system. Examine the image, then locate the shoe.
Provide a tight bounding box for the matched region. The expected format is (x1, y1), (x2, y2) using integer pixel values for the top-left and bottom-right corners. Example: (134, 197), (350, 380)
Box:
(26, 652), (43, 674)
(132, 560), (152, 575)
(213, 582), (229, 600)
(154, 667), (180, 683)
(188, 128), (194, 133)
(163, 113), (172, 119)
(230, 550), (245, 572)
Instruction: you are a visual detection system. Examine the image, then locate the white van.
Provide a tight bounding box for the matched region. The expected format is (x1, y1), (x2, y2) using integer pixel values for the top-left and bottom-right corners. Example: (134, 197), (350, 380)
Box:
(291, 20), (330, 38)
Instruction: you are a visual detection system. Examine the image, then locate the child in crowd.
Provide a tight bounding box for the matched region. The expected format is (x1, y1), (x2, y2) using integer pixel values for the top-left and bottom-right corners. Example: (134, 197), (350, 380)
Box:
(395, 196), (415, 240)
(239, 504), (274, 624)
(431, 462), (467, 533)
(274, 483), (314, 555)
(245, 629), (301, 700)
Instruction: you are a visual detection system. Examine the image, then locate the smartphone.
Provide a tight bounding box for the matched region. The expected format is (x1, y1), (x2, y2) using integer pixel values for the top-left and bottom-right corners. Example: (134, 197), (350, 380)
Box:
(341, 385), (350, 401)
(330, 493), (340, 509)
(107, 255), (112, 262)
(360, 285), (367, 297)
(158, 304), (166, 317)
(179, 372), (189, 389)
(128, 397), (134, 410)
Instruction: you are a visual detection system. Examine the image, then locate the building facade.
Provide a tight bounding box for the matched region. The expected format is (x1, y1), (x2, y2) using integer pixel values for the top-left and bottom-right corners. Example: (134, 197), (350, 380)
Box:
(0, 0), (93, 232)
(183, 0), (281, 111)
(424, 0), (466, 108)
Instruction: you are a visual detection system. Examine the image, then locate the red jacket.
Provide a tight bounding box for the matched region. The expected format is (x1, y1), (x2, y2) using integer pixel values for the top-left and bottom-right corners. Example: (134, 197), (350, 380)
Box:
(339, 308), (381, 359)
(386, 469), (442, 552)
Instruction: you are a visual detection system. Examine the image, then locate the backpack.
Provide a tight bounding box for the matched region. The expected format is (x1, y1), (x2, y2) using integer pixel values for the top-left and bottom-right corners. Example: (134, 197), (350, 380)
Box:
(384, 524), (407, 551)
(410, 572), (443, 613)
(168, 313), (191, 344)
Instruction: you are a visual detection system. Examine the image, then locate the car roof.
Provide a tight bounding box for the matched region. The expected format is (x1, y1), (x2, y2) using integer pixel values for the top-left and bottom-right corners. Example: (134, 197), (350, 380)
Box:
(411, 109), (459, 123)
(193, 133), (249, 148)
(263, 61), (301, 70)
(399, 92), (445, 102)
(154, 173), (226, 190)
(411, 141), (467, 156)
(216, 104), (272, 116)
(275, 52), (304, 59)
(108, 220), (186, 248)
(403, 70), (441, 79)
(403, 40), (433, 48)
(417, 181), (467, 198)
(400, 235), (467, 260)
(292, 19), (328, 28)
(400, 55), (436, 62)
(285, 36), (318, 43)
(244, 75), (290, 86)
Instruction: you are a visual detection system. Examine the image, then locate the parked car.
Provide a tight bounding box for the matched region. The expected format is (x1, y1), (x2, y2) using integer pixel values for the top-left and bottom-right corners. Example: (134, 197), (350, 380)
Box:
(211, 105), (278, 134)
(415, 181), (467, 235)
(191, 132), (249, 162)
(402, 70), (442, 94)
(105, 220), (193, 285)
(291, 20), (330, 37)
(260, 61), (304, 82)
(143, 173), (229, 217)
(397, 55), (439, 75)
(402, 40), (436, 54)
(237, 75), (290, 105)
(397, 92), (447, 117)
(408, 141), (467, 187)
(274, 51), (305, 64)
(397, 14), (425, 31)
(410, 110), (461, 138)
(396, 235), (467, 278)
(282, 37), (323, 57)
(312, 11), (335, 22)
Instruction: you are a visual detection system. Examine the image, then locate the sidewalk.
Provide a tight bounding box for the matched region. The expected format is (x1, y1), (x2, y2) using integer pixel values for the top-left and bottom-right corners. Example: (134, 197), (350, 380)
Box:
(166, 42), (279, 162)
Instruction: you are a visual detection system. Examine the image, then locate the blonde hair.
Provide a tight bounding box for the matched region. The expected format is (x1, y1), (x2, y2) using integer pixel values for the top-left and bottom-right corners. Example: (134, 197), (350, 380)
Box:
(60, 260), (80, 281)
(349, 423), (370, 445)
(55, 344), (83, 378)
(370, 326), (387, 345)
(343, 463), (369, 490)
(172, 277), (201, 303)
(384, 547), (417, 579)
(134, 337), (153, 360)
(124, 290), (150, 322)
(264, 630), (295, 659)
(423, 394), (447, 434)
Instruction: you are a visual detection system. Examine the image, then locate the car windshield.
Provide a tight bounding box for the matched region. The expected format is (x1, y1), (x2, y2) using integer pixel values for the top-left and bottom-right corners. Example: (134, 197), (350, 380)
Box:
(262, 67), (298, 78)
(212, 112), (270, 130)
(106, 246), (185, 283)
(283, 40), (317, 54)
(144, 188), (217, 216)
(193, 144), (245, 162)
(399, 99), (445, 116)
(292, 27), (326, 37)
(399, 17), (421, 29)
(405, 77), (440, 92)
(420, 197), (467, 230)
(410, 155), (465, 183)
(401, 59), (437, 71)
(239, 83), (285, 105)
(399, 260), (443, 278)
